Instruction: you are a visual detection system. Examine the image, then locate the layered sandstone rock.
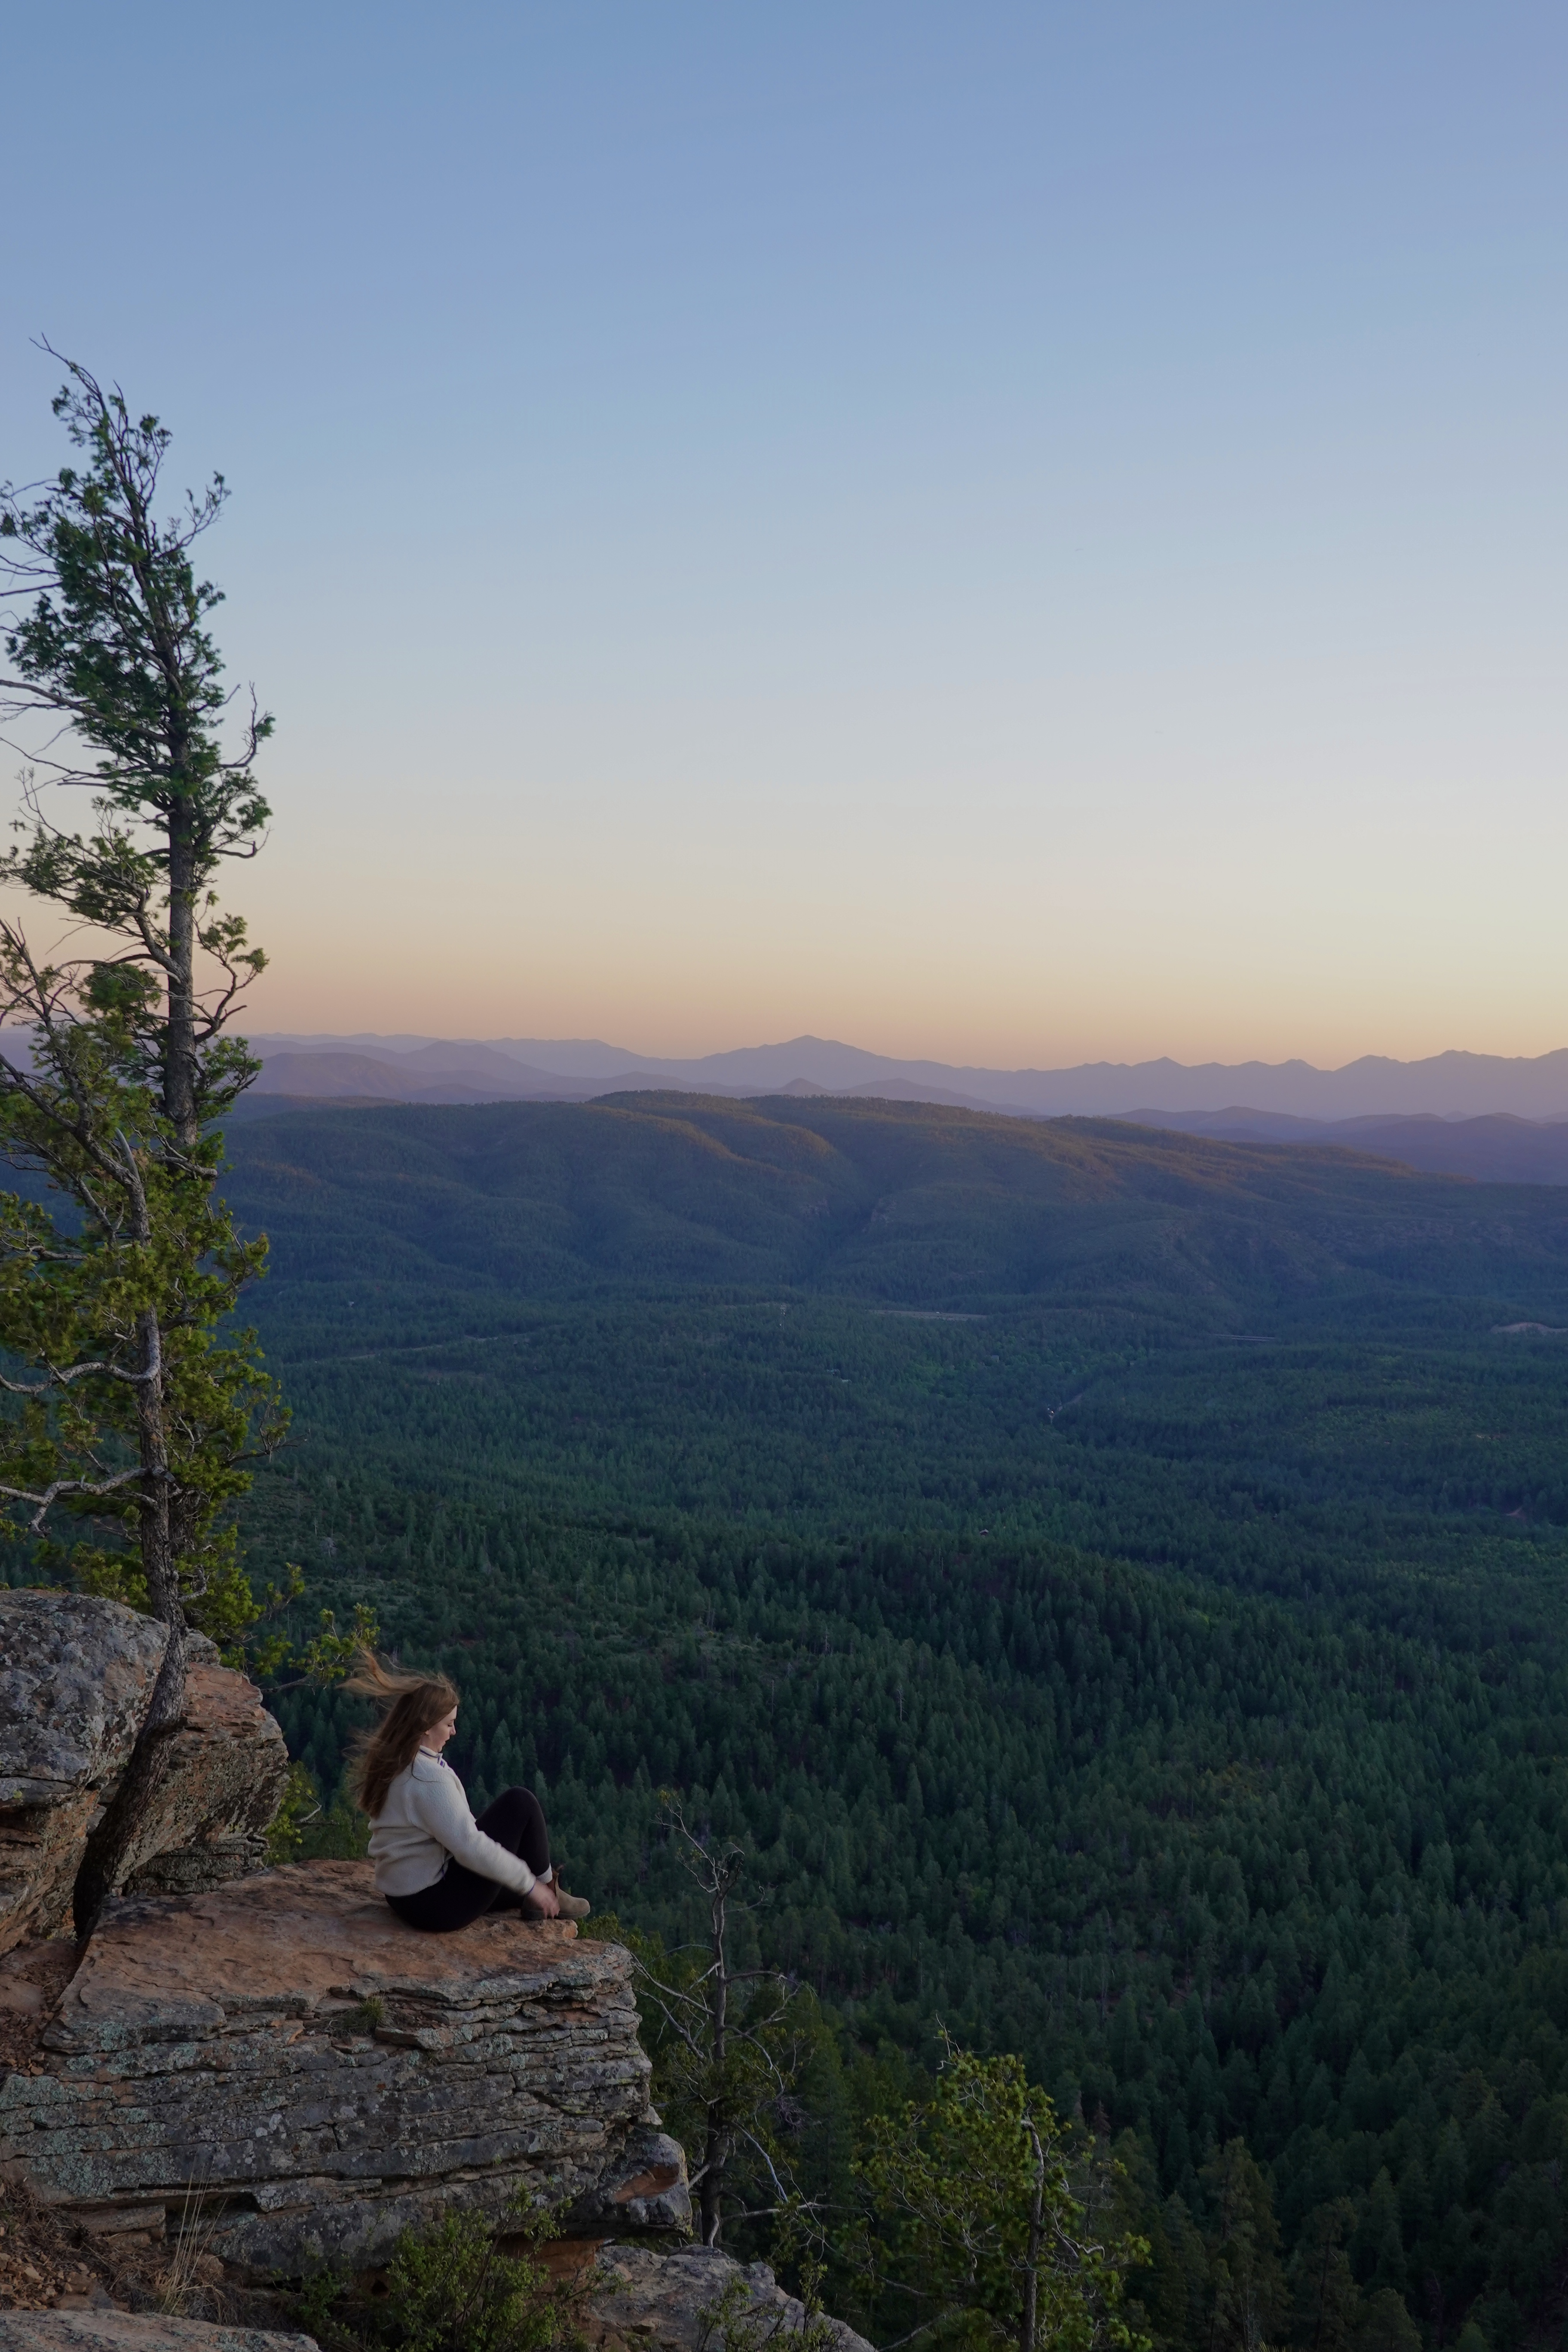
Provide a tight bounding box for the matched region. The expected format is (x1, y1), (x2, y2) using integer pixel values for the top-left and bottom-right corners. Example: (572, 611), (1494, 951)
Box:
(0, 1592), (288, 1954)
(0, 1860), (689, 2276)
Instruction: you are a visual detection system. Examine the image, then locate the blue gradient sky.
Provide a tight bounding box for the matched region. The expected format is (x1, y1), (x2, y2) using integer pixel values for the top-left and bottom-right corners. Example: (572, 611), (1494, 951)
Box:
(3, 4), (1565, 1064)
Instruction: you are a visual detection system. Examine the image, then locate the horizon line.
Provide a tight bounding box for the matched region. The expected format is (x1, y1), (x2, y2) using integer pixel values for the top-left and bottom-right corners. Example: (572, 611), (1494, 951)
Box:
(245, 1031), (1568, 1080)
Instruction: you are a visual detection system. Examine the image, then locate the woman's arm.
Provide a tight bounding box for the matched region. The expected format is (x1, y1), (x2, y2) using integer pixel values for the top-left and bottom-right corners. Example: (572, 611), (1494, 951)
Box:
(409, 1764), (536, 1894)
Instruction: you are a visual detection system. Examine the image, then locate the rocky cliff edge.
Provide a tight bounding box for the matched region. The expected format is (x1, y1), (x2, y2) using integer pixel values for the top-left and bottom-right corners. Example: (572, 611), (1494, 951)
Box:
(0, 1859), (689, 2275)
(0, 1594), (874, 2352)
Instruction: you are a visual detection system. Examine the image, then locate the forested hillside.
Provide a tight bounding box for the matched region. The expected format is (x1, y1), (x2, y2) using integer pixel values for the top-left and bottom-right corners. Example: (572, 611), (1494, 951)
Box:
(221, 1090), (1568, 1323)
(25, 1093), (1568, 2349)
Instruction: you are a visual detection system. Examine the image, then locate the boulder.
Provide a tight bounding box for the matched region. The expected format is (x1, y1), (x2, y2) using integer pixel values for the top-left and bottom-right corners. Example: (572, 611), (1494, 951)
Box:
(0, 1860), (691, 2275)
(117, 1663), (289, 1902)
(589, 2242), (874, 2352)
(0, 1592), (289, 1954)
(0, 1592), (166, 1953)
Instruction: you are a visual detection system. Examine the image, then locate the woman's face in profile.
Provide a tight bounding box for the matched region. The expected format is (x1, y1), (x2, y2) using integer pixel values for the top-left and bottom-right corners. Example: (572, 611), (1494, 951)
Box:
(425, 1705), (459, 1755)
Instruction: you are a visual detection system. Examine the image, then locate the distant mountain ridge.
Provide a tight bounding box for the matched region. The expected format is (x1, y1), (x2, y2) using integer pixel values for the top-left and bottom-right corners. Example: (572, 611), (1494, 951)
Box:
(249, 1032), (1568, 1120)
(1124, 1107), (1568, 1186)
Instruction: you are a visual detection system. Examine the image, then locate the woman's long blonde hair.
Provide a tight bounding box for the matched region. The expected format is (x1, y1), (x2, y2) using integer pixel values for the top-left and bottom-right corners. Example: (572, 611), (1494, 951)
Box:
(347, 1648), (460, 1821)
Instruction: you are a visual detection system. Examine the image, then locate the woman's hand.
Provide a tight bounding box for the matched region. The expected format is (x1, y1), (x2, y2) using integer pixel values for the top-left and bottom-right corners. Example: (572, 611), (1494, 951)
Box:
(524, 1877), (560, 1919)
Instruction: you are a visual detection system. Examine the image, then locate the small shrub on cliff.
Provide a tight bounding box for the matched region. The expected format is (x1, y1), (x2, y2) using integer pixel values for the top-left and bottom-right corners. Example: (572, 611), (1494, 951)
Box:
(263, 1763), (318, 1864)
(698, 2260), (843, 2352)
(294, 2193), (585, 2352)
(386, 2197), (579, 2352)
(263, 1761), (371, 1865)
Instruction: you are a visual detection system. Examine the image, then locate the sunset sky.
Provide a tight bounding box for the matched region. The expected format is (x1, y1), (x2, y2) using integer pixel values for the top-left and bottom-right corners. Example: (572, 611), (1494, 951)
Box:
(3, 4), (1565, 1069)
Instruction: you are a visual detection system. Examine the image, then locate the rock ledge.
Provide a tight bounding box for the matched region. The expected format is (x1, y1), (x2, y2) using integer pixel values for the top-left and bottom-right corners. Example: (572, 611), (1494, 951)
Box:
(0, 1859), (688, 2273)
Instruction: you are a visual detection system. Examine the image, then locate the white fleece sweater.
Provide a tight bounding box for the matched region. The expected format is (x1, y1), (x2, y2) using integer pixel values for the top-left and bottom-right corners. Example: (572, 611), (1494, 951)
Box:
(368, 1749), (536, 1899)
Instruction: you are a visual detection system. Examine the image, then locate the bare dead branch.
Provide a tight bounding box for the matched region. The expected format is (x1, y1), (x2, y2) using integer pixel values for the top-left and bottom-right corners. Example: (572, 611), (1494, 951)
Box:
(0, 1464), (147, 1533)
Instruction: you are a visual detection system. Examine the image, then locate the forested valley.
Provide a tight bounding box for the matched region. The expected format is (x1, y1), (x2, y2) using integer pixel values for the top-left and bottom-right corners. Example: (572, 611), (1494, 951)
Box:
(23, 1090), (1568, 2352)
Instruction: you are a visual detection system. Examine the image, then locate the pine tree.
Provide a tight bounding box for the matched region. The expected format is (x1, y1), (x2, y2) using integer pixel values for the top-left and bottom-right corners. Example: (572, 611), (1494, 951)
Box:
(0, 356), (281, 1931)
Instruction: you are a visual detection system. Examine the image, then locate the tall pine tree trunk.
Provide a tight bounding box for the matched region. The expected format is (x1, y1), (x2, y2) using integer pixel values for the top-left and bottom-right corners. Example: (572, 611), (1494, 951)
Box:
(71, 1191), (189, 1931)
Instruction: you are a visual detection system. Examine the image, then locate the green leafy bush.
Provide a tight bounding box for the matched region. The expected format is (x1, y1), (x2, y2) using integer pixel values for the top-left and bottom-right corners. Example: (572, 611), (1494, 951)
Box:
(293, 2192), (584, 2352)
(384, 2196), (576, 2352)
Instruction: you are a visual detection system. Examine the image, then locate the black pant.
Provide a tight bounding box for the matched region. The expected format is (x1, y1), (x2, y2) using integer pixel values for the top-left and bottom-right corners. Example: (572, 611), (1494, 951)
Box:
(385, 1786), (552, 1934)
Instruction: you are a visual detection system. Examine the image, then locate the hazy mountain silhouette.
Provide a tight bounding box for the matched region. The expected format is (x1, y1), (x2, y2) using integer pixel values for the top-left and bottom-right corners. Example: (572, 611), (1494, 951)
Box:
(250, 1031), (1568, 1129)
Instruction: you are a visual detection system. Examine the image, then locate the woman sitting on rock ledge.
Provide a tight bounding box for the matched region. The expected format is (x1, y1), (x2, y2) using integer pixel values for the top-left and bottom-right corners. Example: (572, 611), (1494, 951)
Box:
(350, 1651), (591, 1931)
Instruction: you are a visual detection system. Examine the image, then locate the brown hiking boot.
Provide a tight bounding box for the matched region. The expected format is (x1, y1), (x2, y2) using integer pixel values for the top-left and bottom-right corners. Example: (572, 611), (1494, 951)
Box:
(554, 1884), (592, 1921)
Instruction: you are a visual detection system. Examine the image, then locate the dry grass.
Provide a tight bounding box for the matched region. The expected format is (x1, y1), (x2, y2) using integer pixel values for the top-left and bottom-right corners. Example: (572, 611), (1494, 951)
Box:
(154, 2178), (227, 2317)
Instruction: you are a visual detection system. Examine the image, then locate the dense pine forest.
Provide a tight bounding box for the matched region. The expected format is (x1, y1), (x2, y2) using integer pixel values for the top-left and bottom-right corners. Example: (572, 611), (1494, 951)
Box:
(21, 1092), (1568, 2349)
